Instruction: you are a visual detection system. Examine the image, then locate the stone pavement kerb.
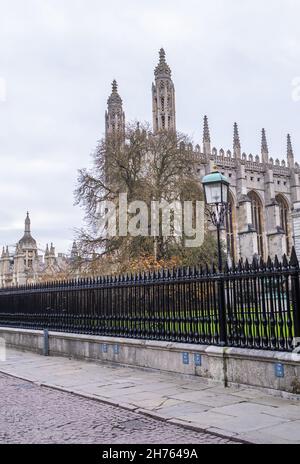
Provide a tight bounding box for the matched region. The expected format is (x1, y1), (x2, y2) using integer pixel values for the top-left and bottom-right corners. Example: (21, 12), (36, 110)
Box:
(1, 348), (300, 444)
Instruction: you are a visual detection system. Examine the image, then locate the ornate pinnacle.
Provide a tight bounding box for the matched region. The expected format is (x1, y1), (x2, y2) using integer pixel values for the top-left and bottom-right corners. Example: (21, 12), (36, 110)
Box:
(154, 48), (171, 77)
(107, 80), (122, 106)
(159, 48), (166, 62)
(287, 134), (294, 158)
(233, 122), (241, 158)
(233, 122), (241, 149)
(203, 115), (211, 143)
(261, 128), (268, 154)
(112, 79), (118, 93)
(202, 115), (211, 156)
(287, 134), (295, 168)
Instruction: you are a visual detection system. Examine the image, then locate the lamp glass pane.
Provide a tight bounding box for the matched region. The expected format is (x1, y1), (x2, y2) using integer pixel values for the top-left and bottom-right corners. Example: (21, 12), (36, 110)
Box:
(222, 183), (229, 204)
(205, 183), (222, 204)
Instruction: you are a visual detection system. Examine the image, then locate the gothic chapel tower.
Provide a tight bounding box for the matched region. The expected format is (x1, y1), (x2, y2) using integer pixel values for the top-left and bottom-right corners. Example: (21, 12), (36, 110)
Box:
(105, 80), (125, 137)
(152, 49), (176, 133)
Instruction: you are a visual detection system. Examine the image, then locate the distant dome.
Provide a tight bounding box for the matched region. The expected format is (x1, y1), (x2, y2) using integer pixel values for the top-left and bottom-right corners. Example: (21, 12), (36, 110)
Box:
(18, 235), (37, 248)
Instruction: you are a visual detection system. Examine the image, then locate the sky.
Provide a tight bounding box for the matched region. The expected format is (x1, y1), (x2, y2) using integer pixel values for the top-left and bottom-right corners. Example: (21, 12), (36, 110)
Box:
(0, 0), (300, 254)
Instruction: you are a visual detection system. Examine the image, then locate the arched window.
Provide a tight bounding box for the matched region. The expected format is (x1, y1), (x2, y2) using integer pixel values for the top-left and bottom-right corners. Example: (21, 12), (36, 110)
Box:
(276, 195), (290, 254)
(225, 193), (236, 262)
(248, 191), (264, 258)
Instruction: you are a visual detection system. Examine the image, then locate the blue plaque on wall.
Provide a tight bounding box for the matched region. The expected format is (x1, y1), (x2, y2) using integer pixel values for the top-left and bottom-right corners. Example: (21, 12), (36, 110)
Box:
(194, 353), (202, 367)
(102, 344), (108, 353)
(182, 352), (189, 365)
(114, 344), (120, 355)
(275, 363), (284, 378)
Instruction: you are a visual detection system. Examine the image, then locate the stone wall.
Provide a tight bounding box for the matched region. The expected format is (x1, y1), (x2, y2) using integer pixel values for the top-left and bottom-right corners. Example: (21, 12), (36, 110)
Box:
(0, 327), (299, 396)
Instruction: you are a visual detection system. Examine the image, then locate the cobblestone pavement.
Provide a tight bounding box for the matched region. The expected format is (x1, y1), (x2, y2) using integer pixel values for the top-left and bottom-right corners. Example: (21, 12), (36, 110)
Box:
(0, 373), (237, 444)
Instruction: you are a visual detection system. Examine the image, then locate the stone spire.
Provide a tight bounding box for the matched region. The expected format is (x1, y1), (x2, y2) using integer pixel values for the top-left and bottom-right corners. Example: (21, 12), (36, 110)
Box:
(154, 48), (172, 78)
(261, 128), (269, 164)
(44, 243), (56, 268)
(203, 115), (211, 156)
(71, 241), (79, 260)
(18, 212), (37, 249)
(233, 123), (241, 158)
(0, 246), (10, 279)
(24, 212), (31, 237)
(287, 134), (295, 168)
(111, 79), (118, 94)
(50, 243), (55, 256)
(152, 49), (176, 133)
(15, 243), (21, 255)
(105, 80), (125, 138)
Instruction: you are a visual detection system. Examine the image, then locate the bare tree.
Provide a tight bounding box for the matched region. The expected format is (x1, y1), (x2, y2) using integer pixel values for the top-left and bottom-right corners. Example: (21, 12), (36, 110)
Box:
(75, 122), (210, 272)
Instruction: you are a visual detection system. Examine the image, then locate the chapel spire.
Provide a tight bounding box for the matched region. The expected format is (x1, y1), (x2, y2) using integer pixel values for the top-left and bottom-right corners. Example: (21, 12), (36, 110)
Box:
(152, 49), (176, 134)
(105, 80), (125, 138)
(203, 115), (211, 156)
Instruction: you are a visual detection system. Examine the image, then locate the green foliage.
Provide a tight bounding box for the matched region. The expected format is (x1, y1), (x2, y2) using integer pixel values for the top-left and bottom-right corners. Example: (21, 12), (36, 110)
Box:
(165, 233), (224, 267)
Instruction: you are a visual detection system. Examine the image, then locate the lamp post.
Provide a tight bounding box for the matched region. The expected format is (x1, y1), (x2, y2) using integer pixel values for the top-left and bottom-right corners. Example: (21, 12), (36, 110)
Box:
(202, 170), (230, 271)
(202, 169), (230, 346)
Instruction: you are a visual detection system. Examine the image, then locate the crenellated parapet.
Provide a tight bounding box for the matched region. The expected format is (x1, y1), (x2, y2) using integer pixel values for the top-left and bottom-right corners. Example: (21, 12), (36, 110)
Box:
(185, 119), (299, 181)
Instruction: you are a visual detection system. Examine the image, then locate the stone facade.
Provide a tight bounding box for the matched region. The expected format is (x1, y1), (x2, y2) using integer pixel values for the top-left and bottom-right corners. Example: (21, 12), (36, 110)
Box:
(0, 213), (79, 288)
(106, 49), (300, 262)
(292, 202), (300, 259)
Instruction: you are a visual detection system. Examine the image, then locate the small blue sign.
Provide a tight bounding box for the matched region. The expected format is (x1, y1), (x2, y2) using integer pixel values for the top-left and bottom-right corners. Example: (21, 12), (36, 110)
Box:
(102, 344), (108, 353)
(275, 363), (284, 378)
(182, 352), (189, 365)
(194, 353), (202, 367)
(114, 344), (120, 355)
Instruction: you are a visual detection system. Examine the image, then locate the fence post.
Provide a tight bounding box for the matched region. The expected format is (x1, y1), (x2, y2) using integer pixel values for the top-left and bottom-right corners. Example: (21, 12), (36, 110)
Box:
(218, 276), (227, 346)
(290, 247), (300, 347)
(43, 329), (49, 356)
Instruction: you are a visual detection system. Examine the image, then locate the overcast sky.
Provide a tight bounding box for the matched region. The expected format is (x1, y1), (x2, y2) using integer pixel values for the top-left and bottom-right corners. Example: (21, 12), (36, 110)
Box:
(0, 0), (300, 254)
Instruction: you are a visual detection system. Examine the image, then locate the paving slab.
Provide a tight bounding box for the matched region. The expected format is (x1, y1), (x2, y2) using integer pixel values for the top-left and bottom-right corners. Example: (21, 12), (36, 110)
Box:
(179, 410), (289, 434)
(238, 421), (300, 444)
(169, 390), (245, 407)
(1, 348), (300, 444)
(153, 402), (213, 419)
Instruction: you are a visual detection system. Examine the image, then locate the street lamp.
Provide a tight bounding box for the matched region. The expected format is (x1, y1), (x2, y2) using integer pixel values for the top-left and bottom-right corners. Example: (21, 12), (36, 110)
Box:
(202, 169), (230, 347)
(202, 170), (230, 272)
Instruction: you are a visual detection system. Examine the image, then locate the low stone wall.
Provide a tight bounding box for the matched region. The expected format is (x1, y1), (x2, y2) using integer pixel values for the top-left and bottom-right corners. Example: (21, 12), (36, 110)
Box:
(0, 327), (299, 396)
(0, 327), (44, 354)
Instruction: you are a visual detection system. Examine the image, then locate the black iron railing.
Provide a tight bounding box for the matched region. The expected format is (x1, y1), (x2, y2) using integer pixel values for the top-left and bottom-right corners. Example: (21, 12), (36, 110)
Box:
(0, 249), (299, 352)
